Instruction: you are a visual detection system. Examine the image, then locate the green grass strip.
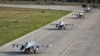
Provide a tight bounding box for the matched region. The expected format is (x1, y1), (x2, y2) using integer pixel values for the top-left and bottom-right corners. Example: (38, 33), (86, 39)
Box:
(0, 7), (71, 46)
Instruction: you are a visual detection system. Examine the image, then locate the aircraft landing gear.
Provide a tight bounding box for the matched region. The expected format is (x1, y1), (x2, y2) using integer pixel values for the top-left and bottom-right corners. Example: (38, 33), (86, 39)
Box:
(33, 50), (37, 54)
(63, 27), (66, 30)
(24, 48), (30, 54)
(58, 25), (66, 30)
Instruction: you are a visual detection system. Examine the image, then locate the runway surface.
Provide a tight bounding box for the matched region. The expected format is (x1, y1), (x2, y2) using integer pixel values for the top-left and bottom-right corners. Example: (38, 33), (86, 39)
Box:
(0, 4), (100, 56)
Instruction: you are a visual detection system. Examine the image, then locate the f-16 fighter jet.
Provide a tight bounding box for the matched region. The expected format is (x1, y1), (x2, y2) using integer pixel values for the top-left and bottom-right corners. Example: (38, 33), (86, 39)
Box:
(51, 21), (74, 30)
(12, 39), (52, 54)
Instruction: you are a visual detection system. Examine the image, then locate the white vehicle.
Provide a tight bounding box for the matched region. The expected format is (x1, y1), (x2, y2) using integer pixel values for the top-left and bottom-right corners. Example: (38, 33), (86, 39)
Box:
(12, 40), (52, 54)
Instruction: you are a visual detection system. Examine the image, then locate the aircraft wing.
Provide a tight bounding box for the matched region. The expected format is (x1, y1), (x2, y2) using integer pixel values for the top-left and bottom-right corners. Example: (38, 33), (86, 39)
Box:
(72, 13), (77, 15)
(11, 44), (23, 48)
(51, 24), (59, 27)
(65, 24), (74, 26)
(72, 13), (79, 16)
(51, 24), (59, 26)
(35, 44), (52, 49)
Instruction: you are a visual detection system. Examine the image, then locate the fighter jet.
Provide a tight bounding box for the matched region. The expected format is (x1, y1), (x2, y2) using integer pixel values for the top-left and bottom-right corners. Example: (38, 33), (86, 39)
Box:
(83, 7), (91, 13)
(51, 21), (74, 30)
(73, 12), (85, 19)
(12, 40), (52, 54)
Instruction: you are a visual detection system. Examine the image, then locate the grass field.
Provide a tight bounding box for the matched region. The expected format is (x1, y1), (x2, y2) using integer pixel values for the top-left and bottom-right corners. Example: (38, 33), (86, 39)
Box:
(0, 7), (71, 46)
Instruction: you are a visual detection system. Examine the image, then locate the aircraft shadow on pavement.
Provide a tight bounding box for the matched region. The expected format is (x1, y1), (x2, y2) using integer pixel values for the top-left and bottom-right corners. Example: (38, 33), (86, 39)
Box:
(67, 16), (77, 19)
(44, 28), (71, 31)
(69, 17), (86, 19)
(0, 51), (44, 55)
(67, 16), (80, 19)
(0, 51), (25, 55)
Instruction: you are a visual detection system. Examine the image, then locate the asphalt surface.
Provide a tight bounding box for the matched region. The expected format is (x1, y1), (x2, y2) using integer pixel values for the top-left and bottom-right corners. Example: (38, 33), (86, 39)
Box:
(0, 4), (100, 56)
